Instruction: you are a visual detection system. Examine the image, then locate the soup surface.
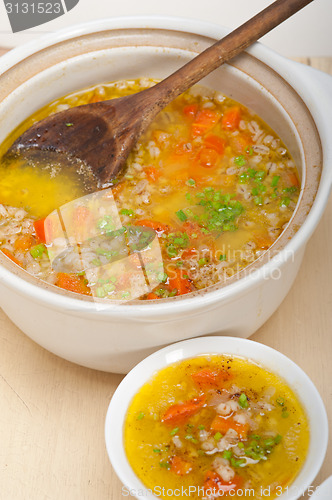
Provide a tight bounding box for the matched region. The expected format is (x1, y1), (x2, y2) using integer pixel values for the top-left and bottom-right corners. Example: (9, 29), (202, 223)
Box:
(124, 355), (309, 499)
(0, 78), (300, 301)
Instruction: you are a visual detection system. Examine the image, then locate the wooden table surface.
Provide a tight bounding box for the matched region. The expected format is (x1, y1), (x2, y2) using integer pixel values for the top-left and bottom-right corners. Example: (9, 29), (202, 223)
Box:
(0, 50), (331, 500)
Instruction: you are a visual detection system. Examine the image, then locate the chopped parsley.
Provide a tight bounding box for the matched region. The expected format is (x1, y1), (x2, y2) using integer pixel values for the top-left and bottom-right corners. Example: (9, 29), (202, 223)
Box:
(176, 209), (187, 222)
(234, 155), (246, 166)
(239, 393), (249, 408)
(190, 188), (244, 233)
(165, 232), (189, 258)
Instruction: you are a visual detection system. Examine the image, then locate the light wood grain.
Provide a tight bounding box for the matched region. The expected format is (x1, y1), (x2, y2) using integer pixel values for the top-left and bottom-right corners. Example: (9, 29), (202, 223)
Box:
(0, 52), (331, 500)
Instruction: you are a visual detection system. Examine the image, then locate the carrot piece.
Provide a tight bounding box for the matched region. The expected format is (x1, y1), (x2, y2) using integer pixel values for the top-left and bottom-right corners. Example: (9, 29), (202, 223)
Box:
(221, 107), (241, 131)
(1, 248), (23, 267)
(134, 219), (170, 234)
(182, 220), (205, 239)
(204, 134), (226, 155)
(72, 205), (93, 242)
(34, 218), (46, 243)
(14, 234), (34, 251)
(172, 141), (193, 156)
(198, 148), (219, 168)
(192, 368), (232, 388)
(56, 273), (91, 296)
(168, 268), (192, 296)
(286, 172), (300, 187)
(232, 133), (252, 153)
(254, 233), (274, 250)
(111, 182), (125, 197)
(161, 395), (206, 425)
(145, 166), (161, 182)
(181, 247), (197, 260)
(146, 292), (161, 300)
(210, 415), (249, 439)
(192, 368), (220, 387)
(192, 109), (220, 136)
(73, 205), (91, 225)
(170, 456), (193, 476)
(183, 103), (199, 119)
(203, 470), (243, 496)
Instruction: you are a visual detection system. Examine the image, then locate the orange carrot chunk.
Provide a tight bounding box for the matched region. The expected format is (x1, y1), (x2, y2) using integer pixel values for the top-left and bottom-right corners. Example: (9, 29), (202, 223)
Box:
(33, 218), (46, 243)
(134, 220), (170, 235)
(14, 234), (34, 251)
(146, 292), (161, 300)
(192, 109), (220, 136)
(170, 456), (193, 476)
(198, 148), (219, 168)
(183, 104), (199, 119)
(161, 395), (206, 425)
(192, 368), (232, 388)
(204, 134), (226, 155)
(182, 220), (205, 239)
(221, 107), (241, 131)
(111, 182), (125, 197)
(1, 248), (23, 267)
(181, 247), (197, 260)
(73, 205), (91, 225)
(286, 172), (300, 187)
(56, 273), (91, 296)
(232, 132), (252, 153)
(254, 233), (273, 250)
(210, 415), (249, 439)
(145, 166), (161, 182)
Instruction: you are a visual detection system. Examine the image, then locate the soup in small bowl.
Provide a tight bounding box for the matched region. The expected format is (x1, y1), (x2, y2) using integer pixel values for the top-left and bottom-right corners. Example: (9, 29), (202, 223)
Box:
(105, 337), (328, 500)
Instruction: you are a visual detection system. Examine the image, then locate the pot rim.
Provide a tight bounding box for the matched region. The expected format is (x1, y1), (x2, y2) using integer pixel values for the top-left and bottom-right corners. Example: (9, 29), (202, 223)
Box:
(0, 16), (331, 318)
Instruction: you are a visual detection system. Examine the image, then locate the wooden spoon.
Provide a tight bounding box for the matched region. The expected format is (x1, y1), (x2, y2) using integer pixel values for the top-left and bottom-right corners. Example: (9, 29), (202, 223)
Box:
(6, 0), (314, 188)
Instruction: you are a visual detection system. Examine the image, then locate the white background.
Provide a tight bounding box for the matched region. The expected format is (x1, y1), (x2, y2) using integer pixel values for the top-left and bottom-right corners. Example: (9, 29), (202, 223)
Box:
(0, 0), (331, 56)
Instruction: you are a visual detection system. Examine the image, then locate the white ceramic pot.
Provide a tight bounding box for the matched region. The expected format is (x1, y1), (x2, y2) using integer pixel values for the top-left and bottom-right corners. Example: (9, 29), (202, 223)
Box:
(0, 18), (331, 373)
(105, 337), (329, 500)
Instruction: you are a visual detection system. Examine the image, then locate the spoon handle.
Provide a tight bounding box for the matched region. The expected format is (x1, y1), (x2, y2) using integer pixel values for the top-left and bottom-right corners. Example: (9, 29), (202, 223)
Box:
(150, 0), (314, 108)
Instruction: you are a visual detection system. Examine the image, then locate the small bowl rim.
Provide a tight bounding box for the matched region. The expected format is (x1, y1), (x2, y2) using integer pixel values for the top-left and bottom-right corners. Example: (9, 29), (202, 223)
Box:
(105, 336), (328, 500)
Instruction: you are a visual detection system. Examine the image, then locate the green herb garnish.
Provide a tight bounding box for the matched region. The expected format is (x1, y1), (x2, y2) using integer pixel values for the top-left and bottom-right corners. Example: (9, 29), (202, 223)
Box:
(120, 208), (135, 217)
(159, 461), (171, 469)
(234, 155), (246, 166)
(30, 244), (46, 259)
(176, 209), (187, 222)
(214, 432), (222, 441)
(186, 178), (196, 186)
(280, 197), (290, 207)
(276, 397), (285, 406)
